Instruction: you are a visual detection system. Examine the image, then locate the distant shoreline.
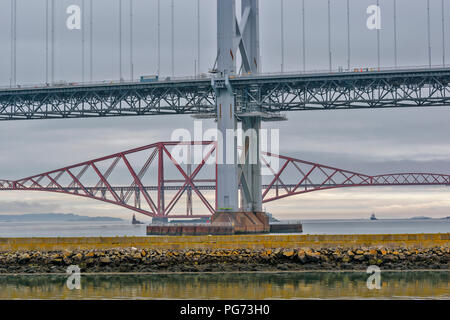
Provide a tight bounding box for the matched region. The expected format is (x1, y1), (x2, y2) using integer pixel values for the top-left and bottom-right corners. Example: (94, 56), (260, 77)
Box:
(297, 217), (450, 222)
(0, 213), (123, 222)
(0, 215), (449, 223)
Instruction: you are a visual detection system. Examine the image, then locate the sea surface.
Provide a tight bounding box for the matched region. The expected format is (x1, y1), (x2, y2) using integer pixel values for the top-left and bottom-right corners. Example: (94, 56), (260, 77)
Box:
(0, 271), (448, 300)
(0, 220), (448, 300)
(0, 218), (448, 237)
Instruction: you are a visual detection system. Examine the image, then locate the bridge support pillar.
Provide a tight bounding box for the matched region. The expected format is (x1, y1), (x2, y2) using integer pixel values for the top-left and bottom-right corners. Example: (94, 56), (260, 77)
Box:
(210, 0), (268, 233)
(240, 116), (262, 213)
(215, 0), (239, 212)
(152, 217), (169, 225)
(216, 90), (239, 212)
(238, 0), (263, 215)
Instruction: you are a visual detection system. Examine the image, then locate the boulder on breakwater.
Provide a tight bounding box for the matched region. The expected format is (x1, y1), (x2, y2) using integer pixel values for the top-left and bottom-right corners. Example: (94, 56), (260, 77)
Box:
(0, 246), (448, 274)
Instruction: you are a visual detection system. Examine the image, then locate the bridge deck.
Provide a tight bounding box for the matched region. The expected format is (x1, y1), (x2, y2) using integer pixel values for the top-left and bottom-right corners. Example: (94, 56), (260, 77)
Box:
(1, 67), (449, 121)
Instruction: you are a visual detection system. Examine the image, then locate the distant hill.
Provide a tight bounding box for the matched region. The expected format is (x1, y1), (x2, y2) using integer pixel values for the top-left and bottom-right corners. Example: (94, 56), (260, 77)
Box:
(410, 216), (450, 220)
(0, 213), (123, 222)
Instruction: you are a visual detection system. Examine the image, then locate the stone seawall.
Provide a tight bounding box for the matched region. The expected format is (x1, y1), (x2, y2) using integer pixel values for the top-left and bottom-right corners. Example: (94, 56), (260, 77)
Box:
(0, 233), (448, 273)
(0, 246), (448, 273)
(0, 233), (449, 251)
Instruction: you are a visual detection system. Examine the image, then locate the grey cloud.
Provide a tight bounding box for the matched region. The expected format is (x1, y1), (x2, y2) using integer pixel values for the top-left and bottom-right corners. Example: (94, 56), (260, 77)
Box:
(0, 199), (62, 213)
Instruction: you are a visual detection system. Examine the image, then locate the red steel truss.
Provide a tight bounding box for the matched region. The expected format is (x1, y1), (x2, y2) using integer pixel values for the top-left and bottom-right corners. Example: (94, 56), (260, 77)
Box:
(1, 141), (449, 218)
(260, 151), (450, 203)
(0, 141), (217, 219)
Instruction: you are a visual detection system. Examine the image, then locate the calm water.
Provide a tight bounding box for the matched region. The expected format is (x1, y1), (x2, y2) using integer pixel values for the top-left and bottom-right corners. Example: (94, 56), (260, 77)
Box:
(0, 219), (448, 237)
(301, 218), (450, 235)
(0, 271), (448, 300)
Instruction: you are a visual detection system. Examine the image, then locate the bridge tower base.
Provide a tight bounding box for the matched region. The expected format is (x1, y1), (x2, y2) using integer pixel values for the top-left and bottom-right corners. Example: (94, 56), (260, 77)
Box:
(211, 211), (269, 234)
(152, 217), (169, 224)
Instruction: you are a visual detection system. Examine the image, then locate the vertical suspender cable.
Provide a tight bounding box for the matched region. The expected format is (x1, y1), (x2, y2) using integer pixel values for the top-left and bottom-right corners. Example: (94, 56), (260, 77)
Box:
(171, 0), (175, 77)
(302, 0), (305, 72)
(130, 0), (134, 80)
(347, 0), (350, 70)
(119, 0), (123, 81)
(11, 0), (17, 87)
(10, 0), (13, 87)
(14, 0), (16, 86)
(82, 0), (85, 82)
(427, 0), (431, 67)
(90, 0), (93, 81)
(45, 0), (49, 84)
(51, 0), (55, 84)
(327, 0), (331, 71)
(197, 0), (201, 75)
(393, 0), (398, 68)
(281, 0), (284, 73)
(376, 0), (380, 70)
(442, 0), (446, 66)
(157, 0), (161, 76)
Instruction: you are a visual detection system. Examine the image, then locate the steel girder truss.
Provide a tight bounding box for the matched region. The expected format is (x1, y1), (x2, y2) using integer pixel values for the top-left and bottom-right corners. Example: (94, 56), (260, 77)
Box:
(0, 81), (216, 120)
(235, 68), (450, 113)
(260, 151), (450, 203)
(0, 68), (449, 120)
(1, 141), (449, 218)
(0, 142), (218, 218)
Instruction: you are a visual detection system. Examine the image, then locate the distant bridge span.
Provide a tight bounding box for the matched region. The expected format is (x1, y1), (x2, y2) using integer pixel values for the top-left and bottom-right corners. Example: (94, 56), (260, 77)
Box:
(0, 141), (449, 219)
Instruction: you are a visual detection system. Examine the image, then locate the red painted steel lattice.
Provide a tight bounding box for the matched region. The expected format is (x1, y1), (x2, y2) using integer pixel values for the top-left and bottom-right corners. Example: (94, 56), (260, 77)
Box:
(1, 141), (449, 218)
(0, 142), (217, 218)
(260, 151), (450, 203)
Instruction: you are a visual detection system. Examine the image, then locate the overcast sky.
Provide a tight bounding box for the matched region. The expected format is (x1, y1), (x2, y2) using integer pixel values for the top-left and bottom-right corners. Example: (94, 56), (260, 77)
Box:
(0, 0), (450, 221)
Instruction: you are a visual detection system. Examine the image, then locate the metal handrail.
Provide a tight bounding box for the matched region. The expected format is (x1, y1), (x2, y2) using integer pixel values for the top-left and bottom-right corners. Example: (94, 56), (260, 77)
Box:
(2, 64), (449, 91)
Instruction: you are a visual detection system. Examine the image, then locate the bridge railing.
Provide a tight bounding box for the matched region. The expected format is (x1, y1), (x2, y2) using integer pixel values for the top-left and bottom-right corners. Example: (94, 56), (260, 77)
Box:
(0, 74), (212, 91)
(239, 64), (450, 79)
(1, 64), (449, 92)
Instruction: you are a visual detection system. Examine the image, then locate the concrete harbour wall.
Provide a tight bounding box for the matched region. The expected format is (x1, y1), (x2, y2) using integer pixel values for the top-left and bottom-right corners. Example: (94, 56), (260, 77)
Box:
(0, 233), (448, 252)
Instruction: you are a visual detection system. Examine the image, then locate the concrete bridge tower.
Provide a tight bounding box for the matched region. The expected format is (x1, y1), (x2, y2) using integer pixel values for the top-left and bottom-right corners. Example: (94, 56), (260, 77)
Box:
(212, 0), (268, 232)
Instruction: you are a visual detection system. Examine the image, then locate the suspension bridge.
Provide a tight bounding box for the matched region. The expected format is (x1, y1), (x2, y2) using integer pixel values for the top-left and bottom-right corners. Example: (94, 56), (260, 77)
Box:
(0, 0), (449, 228)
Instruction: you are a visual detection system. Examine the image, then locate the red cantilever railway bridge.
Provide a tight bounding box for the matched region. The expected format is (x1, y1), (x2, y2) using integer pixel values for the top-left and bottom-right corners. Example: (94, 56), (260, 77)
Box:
(0, 141), (449, 219)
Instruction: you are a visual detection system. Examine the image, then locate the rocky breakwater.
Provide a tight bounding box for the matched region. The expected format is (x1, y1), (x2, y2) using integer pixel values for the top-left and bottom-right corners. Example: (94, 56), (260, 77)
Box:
(0, 246), (448, 274)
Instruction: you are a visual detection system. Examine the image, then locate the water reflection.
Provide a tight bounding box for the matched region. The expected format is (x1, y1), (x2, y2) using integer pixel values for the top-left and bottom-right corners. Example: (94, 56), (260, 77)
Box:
(0, 271), (448, 300)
